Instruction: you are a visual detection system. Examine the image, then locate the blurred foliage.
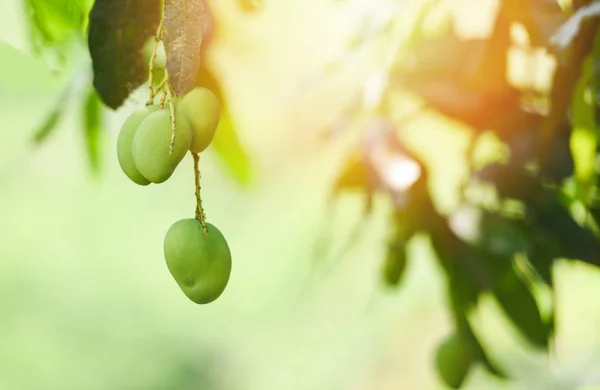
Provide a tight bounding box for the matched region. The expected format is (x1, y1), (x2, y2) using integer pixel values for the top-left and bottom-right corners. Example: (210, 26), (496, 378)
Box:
(15, 0), (600, 388)
(328, 0), (600, 387)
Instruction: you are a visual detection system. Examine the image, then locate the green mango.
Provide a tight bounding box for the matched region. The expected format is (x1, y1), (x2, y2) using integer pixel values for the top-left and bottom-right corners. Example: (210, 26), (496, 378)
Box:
(176, 87), (220, 153)
(435, 332), (473, 389)
(116, 105), (160, 185)
(164, 219), (232, 304)
(132, 108), (192, 183)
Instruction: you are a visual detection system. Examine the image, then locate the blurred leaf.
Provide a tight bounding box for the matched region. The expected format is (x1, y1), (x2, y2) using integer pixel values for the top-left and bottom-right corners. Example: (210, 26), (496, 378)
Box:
(432, 228), (491, 313)
(31, 69), (90, 144)
(238, 0), (263, 12)
(591, 203), (600, 226)
(163, 0), (205, 96)
(465, 8), (511, 92)
(24, 0), (86, 49)
(383, 242), (407, 287)
(502, 0), (566, 47)
(491, 262), (550, 348)
(531, 195), (600, 266)
(88, 0), (161, 109)
(551, 2), (600, 50)
(445, 265), (507, 379)
(195, 64), (252, 184)
(593, 29), (600, 104)
(393, 25), (523, 132)
(480, 212), (531, 257)
(572, 57), (598, 194)
(82, 88), (104, 172)
(31, 104), (64, 144)
(542, 121), (575, 183)
(210, 106), (252, 185)
(395, 31), (486, 84)
(476, 163), (541, 202)
(525, 237), (556, 286)
(332, 150), (371, 193)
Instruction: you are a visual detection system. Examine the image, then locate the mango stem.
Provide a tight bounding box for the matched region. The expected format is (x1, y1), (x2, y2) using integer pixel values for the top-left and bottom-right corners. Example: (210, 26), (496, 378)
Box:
(147, 19), (163, 106)
(193, 152), (208, 234)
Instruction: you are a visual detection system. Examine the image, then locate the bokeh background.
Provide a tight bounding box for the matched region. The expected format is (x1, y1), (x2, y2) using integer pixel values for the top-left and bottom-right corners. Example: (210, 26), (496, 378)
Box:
(2, 0), (600, 389)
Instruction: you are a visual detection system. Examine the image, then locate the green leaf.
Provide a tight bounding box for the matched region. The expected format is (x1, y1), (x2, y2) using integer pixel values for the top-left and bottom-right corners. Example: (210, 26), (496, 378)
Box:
(531, 195), (600, 265)
(31, 69), (89, 144)
(446, 279), (508, 379)
(24, 0), (86, 47)
(163, 0), (205, 96)
(194, 63), (252, 185)
(82, 88), (104, 172)
(31, 104), (64, 144)
(210, 106), (252, 185)
(476, 163), (541, 202)
(480, 212), (531, 257)
(432, 231), (491, 315)
(526, 240), (556, 287)
(571, 57), (597, 194)
(491, 263), (550, 349)
(88, 0), (161, 109)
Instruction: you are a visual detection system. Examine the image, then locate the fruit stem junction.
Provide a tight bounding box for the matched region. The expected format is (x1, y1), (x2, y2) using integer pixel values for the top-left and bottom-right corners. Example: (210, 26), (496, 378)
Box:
(193, 152), (208, 234)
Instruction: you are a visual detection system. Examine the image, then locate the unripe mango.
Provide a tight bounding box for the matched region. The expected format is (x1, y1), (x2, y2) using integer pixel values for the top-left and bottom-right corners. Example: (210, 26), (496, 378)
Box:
(116, 105), (160, 185)
(132, 108), (192, 183)
(435, 332), (473, 389)
(164, 219), (232, 304)
(176, 87), (220, 153)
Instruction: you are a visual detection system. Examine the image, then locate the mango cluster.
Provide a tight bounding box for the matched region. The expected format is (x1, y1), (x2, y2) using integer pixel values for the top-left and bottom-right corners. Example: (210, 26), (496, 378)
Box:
(116, 87), (232, 305)
(117, 87), (221, 185)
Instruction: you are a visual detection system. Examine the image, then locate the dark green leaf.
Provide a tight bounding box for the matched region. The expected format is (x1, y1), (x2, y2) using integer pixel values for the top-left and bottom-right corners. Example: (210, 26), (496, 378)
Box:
(531, 196), (600, 266)
(491, 264), (549, 348)
(480, 212), (531, 257)
(541, 121), (575, 183)
(432, 231), (491, 315)
(88, 0), (161, 109)
(526, 241), (555, 286)
(163, 0), (205, 96)
(447, 288), (508, 380)
(476, 163), (541, 202)
(82, 88), (103, 172)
